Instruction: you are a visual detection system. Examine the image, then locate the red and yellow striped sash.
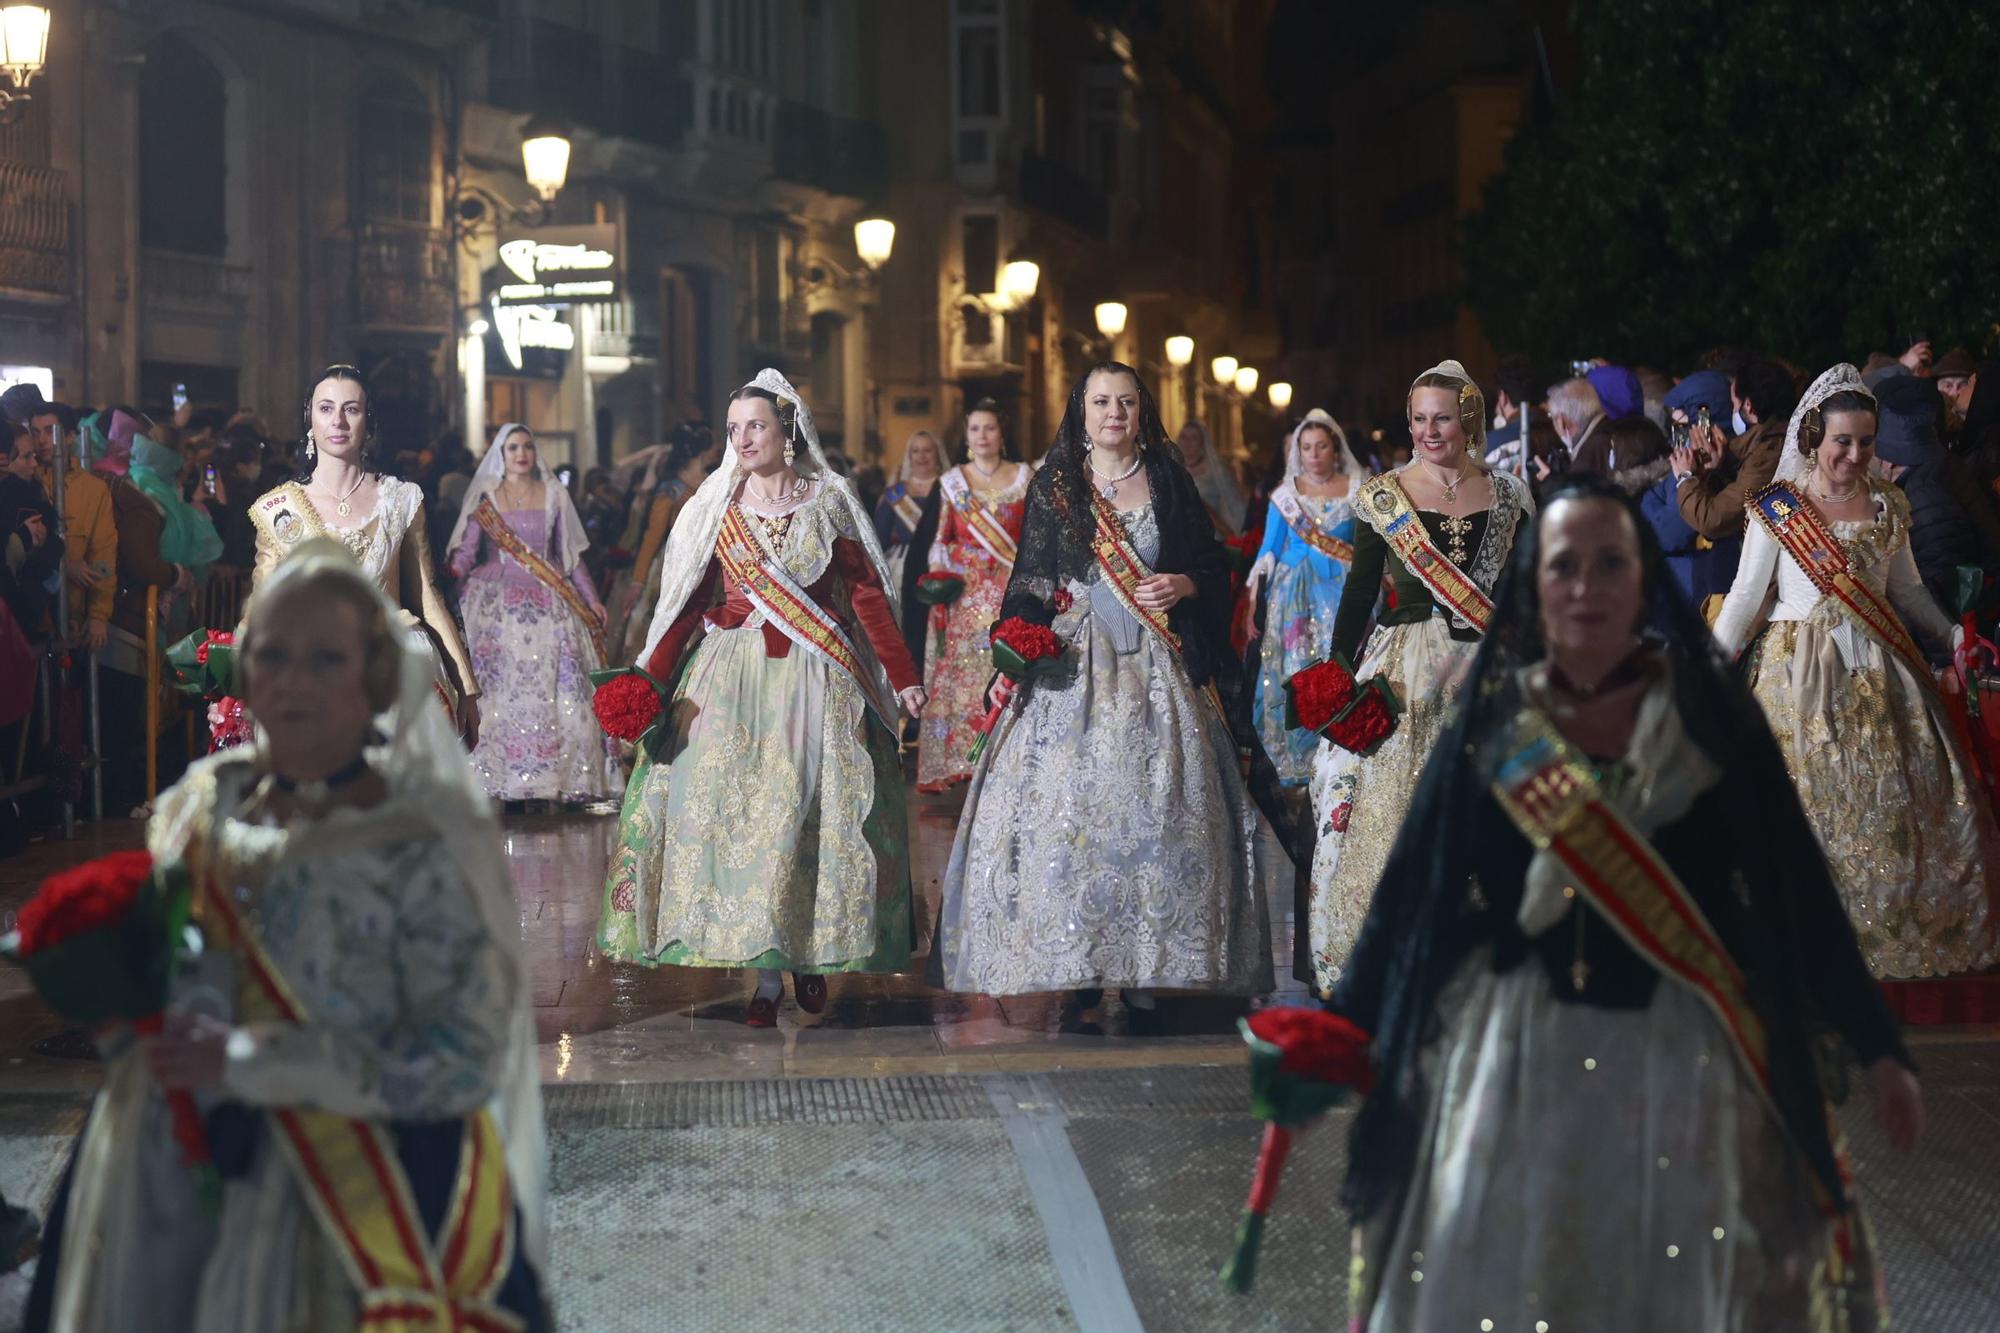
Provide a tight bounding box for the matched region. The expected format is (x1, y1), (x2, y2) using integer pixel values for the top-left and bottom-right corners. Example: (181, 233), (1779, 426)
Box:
(200, 873), (522, 1333)
(1749, 482), (1931, 684)
(471, 498), (607, 661)
(941, 468), (1020, 567)
(716, 502), (889, 722)
(1359, 474), (1493, 633)
(1086, 489), (1235, 735)
(1489, 710), (1773, 1101)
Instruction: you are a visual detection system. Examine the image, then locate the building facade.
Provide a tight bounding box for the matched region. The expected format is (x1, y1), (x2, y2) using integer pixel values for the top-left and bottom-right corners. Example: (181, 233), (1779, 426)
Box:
(859, 0), (1283, 474)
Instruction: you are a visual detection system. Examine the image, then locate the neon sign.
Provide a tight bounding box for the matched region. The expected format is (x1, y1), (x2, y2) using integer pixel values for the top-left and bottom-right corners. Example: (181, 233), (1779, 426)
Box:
(489, 224), (621, 309)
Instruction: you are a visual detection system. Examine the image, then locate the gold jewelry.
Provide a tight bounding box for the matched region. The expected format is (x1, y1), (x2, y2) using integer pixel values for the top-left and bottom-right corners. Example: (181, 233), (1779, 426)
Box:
(316, 469), (370, 519)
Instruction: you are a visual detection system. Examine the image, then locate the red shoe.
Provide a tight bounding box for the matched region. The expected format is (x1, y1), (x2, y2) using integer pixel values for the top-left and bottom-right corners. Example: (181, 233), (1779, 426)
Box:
(744, 992), (780, 1028)
(793, 972), (828, 1015)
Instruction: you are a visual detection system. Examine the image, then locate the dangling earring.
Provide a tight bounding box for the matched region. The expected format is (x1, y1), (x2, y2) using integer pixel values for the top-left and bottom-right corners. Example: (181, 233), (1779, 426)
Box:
(783, 438), (797, 467)
(1805, 448), (1817, 473)
(305, 436), (317, 468)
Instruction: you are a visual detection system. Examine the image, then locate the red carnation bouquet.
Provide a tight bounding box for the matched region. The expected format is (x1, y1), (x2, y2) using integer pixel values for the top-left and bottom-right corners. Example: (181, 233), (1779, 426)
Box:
(1285, 655), (1401, 756)
(1220, 1006), (1374, 1293)
(1324, 679), (1399, 756)
(967, 616), (1067, 764)
(2, 851), (216, 1206)
(590, 666), (668, 752)
(168, 629), (250, 752)
(1284, 654), (1358, 733)
(914, 570), (965, 605)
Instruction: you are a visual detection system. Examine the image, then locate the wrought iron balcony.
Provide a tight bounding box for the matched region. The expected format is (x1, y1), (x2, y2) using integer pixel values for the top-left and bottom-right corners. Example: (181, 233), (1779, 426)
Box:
(0, 159), (71, 300)
(141, 248), (252, 311)
(354, 222), (453, 332)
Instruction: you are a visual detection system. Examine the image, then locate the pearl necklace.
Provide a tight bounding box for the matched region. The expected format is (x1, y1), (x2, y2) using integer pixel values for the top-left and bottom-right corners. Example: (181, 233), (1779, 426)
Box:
(1811, 480), (1860, 504)
(745, 471), (809, 509)
(1088, 449), (1143, 500)
(968, 458), (1004, 480)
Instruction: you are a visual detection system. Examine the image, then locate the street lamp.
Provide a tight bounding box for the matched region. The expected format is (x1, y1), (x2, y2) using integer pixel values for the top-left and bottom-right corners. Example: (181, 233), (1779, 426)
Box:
(1211, 355), (1239, 385)
(1093, 302), (1128, 339)
(1267, 381), (1293, 412)
(0, 5), (50, 119)
(997, 259), (1041, 311)
(1164, 335), (1194, 367)
(854, 217), (896, 270)
(520, 116), (573, 202)
(1234, 366), (1259, 397)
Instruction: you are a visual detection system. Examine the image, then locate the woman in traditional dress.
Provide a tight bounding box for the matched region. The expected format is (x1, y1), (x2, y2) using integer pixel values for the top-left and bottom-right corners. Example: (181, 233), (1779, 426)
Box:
(448, 422), (620, 808)
(1334, 474), (1917, 1331)
(929, 362), (1284, 1022)
(1175, 419), (1247, 538)
(606, 422), (717, 663)
(249, 365), (480, 744)
(873, 428), (945, 675)
(917, 399), (1030, 792)
(1244, 408), (1364, 785)
(1302, 360), (1533, 991)
(598, 370), (927, 1027)
(28, 540), (548, 1331)
(1712, 364), (1998, 978)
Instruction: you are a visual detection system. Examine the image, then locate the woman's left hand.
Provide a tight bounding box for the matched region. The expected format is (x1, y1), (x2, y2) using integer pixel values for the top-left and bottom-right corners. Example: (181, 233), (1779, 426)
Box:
(1135, 573), (1195, 612)
(142, 1012), (231, 1092)
(899, 685), (929, 719)
(1868, 1057), (1924, 1150)
(459, 695), (482, 749)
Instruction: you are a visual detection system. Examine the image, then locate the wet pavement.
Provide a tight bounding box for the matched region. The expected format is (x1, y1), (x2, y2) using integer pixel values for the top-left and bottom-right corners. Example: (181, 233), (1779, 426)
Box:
(1, 789), (1997, 1330)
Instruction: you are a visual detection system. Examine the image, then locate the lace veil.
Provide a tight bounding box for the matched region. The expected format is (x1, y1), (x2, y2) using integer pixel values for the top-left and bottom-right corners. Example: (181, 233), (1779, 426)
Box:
(637, 368), (899, 666)
(1773, 363), (1875, 489)
(445, 422), (592, 573)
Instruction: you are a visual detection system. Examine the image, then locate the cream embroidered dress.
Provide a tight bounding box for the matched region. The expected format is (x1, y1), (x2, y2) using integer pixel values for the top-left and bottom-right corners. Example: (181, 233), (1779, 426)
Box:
(1306, 466), (1532, 990)
(598, 482), (915, 973)
(930, 501), (1276, 996)
(249, 477), (478, 713)
(1713, 478), (1999, 978)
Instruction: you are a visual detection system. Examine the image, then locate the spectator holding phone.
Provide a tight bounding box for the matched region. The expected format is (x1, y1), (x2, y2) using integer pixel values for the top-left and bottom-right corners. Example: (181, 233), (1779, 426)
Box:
(1, 420), (61, 634)
(1673, 356), (1800, 540)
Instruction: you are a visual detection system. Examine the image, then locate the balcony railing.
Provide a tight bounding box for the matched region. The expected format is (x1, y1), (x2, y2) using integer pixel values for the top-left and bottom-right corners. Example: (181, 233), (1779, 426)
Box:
(1018, 153), (1108, 240)
(488, 19), (692, 151)
(142, 248), (252, 311)
(354, 222), (453, 332)
(0, 160), (72, 298)
(773, 101), (889, 200)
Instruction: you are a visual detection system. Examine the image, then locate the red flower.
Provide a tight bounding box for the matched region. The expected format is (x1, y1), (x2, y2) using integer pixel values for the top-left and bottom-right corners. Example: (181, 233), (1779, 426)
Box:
(1286, 658), (1356, 734)
(594, 672), (663, 743)
(1245, 1006), (1374, 1092)
(990, 616), (1063, 664)
(1326, 801), (1352, 834)
(14, 850), (155, 957)
(206, 696), (252, 753)
(1325, 683), (1397, 756)
(1051, 588), (1073, 614)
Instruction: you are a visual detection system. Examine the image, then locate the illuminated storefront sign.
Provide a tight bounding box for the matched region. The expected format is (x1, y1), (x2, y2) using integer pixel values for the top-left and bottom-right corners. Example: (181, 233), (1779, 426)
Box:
(490, 303), (574, 373)
(490, 224), (621, 308)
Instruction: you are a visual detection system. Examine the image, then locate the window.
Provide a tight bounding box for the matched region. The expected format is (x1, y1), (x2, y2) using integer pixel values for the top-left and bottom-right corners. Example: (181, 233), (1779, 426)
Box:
(357, 76), (434, 226)
(961, 213), (999, 295)
(951, 0), (1004, 180)
(139, 33), (228, 256)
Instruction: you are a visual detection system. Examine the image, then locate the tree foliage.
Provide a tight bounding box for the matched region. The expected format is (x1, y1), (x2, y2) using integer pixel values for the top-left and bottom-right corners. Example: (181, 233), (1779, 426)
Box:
(1464, 0), (2000, 372)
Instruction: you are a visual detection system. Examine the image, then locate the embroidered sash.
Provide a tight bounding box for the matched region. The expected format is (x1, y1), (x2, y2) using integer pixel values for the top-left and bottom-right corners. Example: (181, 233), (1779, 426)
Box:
(470, 497), (607, 661)
(1271, 484), (1354, 564)
(715, 502), (893, 724)
(249, 481), (333, 555)
(1085, 488), (1234, 734)
(884, 484), (926, 540)
(939, 468), (1020, 567)
(1358, 474), (1494, 633)
(1488, 709), (1778, 1112)
(199, 869), (523, 1333)
(1748, 481), (1932, 683)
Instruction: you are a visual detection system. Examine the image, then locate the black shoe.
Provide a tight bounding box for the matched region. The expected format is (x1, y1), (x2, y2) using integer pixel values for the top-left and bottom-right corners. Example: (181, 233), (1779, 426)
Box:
(1124, 996), (1166, 1037)
(0, 1200), (40, 1274)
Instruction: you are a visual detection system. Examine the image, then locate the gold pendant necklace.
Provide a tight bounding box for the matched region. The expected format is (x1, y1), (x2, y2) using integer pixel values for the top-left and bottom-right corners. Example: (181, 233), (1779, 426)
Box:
(321, 471), (368, 519)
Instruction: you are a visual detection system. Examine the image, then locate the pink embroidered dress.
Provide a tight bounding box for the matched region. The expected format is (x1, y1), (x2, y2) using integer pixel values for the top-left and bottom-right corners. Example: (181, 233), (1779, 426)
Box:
(917, 463), (1029, 791)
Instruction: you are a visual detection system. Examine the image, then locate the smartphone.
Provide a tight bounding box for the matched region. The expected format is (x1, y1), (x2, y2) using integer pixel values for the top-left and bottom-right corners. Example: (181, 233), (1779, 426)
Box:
(203, 465), (219, 497)
(172, 383), (189, 411)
